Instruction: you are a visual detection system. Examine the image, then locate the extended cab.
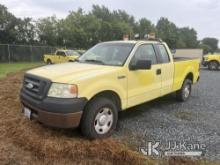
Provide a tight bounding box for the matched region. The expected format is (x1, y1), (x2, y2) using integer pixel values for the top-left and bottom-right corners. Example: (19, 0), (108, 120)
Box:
(44, 49), (81, 64)
(20, 40), (200, 139)
(202, 53), (220, 70)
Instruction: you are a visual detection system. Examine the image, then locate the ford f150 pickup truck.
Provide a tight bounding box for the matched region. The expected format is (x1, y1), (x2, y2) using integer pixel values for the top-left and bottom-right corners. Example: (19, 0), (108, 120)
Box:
(20, 40), (200, 139)
(202, 53), (220, 70)
(44, 49), (81, 64)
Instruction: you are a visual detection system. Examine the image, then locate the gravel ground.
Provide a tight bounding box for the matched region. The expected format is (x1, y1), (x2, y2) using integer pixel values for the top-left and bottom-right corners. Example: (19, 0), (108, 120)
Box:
(115, 69), (220, 161)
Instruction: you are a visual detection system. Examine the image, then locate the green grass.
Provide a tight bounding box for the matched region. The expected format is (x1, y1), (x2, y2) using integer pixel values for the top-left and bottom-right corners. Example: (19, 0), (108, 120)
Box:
(0, 62), (44, 78)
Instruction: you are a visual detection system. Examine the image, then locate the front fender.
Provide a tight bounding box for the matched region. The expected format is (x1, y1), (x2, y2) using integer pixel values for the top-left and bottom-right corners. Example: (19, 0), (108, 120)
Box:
(78, 79), (127, 110)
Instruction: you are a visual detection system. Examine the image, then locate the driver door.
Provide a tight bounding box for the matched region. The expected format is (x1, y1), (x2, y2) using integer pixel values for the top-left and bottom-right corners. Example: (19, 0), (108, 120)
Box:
(127, 44), (162, 108)
(57, 51), (67, 63)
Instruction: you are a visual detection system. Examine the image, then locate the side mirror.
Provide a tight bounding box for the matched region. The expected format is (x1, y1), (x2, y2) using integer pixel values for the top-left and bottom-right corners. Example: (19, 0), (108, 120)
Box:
(130, 60), (152, 70)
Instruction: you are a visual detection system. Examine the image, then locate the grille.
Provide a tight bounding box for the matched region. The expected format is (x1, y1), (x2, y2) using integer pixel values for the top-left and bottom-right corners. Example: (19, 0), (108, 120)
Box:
(22, 74), (51, 100)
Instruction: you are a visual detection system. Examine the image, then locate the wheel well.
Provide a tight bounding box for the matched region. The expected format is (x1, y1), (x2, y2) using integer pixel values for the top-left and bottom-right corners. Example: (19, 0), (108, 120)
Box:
(88, 90), (122, 111)
(209, 60), (219, 65)
(47, 59), (51, 62)
(185, 72), (193, 82)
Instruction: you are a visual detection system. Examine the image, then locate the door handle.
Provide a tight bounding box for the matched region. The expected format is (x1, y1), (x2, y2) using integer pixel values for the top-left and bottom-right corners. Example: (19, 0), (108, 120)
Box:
(156, 69), (161, 75)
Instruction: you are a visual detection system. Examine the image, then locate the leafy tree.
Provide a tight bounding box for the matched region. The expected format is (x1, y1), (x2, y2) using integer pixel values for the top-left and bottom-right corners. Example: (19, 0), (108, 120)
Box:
(61, 9), (101, 48)
(156, 17), (178, 49)
(0, 3), (219, 51)
(177, 27), (198, 48)
(137, 18), (156, 39)
(201, 38), (219, 54)
(91, 5), (133, 41)
(0, 4), (19, 44)
(36, 16), (59, 46)
(198, 43), (212, 55)
(15, 18), (36, 44)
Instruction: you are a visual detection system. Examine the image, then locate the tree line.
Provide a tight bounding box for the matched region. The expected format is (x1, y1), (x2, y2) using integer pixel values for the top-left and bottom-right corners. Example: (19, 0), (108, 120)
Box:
(0, 4), (219, 54)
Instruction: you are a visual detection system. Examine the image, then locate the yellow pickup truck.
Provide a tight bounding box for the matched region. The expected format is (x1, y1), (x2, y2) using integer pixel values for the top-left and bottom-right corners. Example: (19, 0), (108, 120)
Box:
(44, 49), (81, 64)
(202, 54), (220, 70)
(20, 40), (200, 139)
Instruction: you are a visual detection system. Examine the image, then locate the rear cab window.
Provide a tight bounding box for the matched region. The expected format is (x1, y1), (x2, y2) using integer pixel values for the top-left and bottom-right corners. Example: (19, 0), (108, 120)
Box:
(156, 44), (170, 63)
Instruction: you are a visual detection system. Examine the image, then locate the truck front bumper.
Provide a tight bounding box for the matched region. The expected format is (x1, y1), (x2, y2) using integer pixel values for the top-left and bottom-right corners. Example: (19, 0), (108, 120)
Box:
(20, 91), (88, 128)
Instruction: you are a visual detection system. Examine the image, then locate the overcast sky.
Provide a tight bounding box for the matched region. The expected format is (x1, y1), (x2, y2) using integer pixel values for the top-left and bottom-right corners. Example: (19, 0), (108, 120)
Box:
(1, 0), (220, 45)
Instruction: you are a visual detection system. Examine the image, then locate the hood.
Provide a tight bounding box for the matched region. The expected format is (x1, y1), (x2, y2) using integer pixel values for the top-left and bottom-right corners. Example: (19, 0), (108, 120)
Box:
(68, 55), (79, 60)
(26, 62), (120, 83)
(204, 54), (220, 58)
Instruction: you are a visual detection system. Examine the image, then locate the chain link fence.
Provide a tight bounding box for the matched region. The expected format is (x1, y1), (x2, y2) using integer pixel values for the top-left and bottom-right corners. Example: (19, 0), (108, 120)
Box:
(0, 44), (61, 62)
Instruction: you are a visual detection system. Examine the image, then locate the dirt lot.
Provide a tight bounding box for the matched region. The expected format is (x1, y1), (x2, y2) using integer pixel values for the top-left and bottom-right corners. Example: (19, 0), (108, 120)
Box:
(0, 72), (150, 165)
(0, 70), (219, 165)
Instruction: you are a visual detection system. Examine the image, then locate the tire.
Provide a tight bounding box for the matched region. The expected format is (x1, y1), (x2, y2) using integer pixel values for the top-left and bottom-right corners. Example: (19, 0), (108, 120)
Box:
(176, 79), (192, 102)
(208, 61), (219, 70)
(80, 97), (118, 139)
(47, 59), (52, 65)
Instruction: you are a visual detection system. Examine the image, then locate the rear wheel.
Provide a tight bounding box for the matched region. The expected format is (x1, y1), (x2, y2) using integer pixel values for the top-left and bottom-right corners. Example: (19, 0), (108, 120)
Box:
(208, 61), (219, 70)
(176, 79), (192, 102)
(80, 97), (118, 139)
(47, 59), (52, 65)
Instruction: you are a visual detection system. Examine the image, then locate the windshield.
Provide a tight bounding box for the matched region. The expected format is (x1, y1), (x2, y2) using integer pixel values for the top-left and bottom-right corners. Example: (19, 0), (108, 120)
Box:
(78, 43), (134, 66)
(66, 50), (80, 56)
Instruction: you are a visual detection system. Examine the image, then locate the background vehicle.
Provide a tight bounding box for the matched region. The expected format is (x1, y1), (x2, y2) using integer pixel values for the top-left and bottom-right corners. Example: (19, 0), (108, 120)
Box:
(202, 54), (220, 70)
(20, 40), (200, 139)
(44, 49), (81, 64)
(76, 50), (86, 55)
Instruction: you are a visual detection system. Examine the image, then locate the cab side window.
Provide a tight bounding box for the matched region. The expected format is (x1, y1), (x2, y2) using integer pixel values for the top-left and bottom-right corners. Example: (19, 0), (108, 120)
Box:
(157, 45), (170, 63)
(56, 51), (66, 56)
(131, 44), (157, 65)
(56, 51), (61, 55)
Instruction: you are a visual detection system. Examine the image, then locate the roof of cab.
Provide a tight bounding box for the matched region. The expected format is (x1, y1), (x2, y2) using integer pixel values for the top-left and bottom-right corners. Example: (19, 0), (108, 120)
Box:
(57, 49), (75, 52)
(102, 40), (161, 44)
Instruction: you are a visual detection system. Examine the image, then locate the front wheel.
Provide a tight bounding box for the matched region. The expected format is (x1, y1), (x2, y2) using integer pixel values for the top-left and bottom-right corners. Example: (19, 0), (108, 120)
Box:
(176, 79), (192, 102)
(80, 97), (118, 139)
(47, 59), (52, 65)
(208, 61), (219, 70)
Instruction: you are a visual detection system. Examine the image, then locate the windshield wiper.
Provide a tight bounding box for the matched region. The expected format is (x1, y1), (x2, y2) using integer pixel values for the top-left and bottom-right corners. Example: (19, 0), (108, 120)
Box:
(85, 59), (105, 65)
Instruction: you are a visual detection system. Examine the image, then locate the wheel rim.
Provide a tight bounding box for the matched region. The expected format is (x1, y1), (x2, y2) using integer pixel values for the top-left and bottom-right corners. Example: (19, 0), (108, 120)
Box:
(210, 62), (217, 70)
(184, 84), (190, 99)
(94, 107), (113, 135)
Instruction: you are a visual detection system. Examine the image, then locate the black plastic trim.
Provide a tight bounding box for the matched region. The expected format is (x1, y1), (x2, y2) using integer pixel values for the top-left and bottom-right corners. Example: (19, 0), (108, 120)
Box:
(20, 91), (88, 114)
(22, 73), (51, 100)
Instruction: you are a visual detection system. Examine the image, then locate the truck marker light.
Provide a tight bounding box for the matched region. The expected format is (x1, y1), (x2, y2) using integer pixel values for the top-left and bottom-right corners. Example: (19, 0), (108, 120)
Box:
(70, 85), (78, 94)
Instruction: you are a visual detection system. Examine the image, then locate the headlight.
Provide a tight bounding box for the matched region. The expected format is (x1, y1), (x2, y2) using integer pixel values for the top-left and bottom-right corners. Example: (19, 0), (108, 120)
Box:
(48, 83), (78, 98)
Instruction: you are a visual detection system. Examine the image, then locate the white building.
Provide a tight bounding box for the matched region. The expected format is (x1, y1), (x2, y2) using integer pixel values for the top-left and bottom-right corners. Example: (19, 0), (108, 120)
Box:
(174, 49), (203, 61)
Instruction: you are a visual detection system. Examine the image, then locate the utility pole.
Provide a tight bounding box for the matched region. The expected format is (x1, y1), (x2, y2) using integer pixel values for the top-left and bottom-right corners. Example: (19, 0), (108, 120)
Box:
(7, 44), (11, 63)
(30, 45), (33, 62)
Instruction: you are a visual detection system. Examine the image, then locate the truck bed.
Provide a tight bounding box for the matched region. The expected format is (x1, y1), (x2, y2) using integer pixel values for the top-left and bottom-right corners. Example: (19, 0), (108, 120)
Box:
(172, 57), (200, 92)
(173, 56), (198, 62)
